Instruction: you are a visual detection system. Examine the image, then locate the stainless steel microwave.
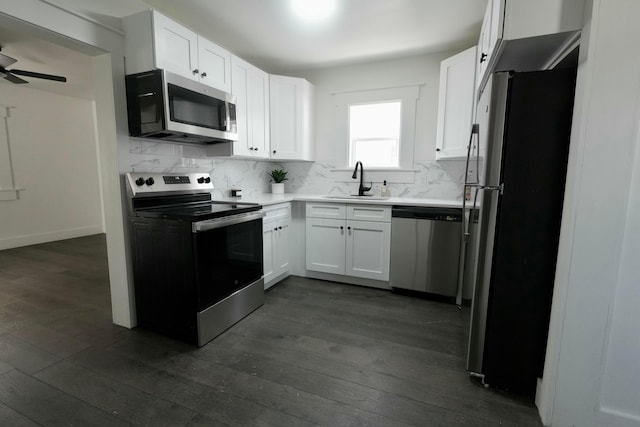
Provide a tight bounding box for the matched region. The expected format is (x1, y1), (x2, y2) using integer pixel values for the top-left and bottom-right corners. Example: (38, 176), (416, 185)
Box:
(125, 69), (237, 144)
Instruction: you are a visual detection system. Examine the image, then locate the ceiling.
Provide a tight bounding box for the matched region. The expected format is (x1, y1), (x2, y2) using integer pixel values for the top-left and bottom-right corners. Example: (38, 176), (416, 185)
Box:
(0, 0), (486, 99)
(140, 0), (487, 73)
(0, 23), (95, 100)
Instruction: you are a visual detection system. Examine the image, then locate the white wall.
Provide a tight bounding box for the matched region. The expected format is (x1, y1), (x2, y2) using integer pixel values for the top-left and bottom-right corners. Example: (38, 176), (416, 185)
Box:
(1, 0), (136, 328)
(537, 0), (640, 426)
(296, 53), (448, 164)
(0, 83), (103, 249)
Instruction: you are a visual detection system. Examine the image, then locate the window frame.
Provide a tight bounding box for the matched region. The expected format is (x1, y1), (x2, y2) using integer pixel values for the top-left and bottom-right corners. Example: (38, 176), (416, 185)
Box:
(334, 85), (420, 174)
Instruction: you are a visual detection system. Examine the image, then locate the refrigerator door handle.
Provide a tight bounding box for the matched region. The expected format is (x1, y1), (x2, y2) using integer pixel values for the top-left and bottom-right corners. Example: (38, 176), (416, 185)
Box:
(462, 123), (481, 243)
(463, 124), (481, 186)
(458, 123), (481, 307)
(484, 184), (504, 195)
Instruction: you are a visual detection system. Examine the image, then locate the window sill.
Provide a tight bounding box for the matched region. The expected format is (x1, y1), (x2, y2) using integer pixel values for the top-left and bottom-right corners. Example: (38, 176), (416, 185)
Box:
(331, 168), (417, 184)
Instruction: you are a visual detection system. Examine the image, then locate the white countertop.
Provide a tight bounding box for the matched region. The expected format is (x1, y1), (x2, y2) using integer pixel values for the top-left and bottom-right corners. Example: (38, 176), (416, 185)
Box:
(215, 193), (463, 209)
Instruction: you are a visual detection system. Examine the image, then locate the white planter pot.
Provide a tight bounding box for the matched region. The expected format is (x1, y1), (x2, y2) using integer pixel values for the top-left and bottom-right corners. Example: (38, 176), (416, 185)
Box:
(271, 183), (285, 194)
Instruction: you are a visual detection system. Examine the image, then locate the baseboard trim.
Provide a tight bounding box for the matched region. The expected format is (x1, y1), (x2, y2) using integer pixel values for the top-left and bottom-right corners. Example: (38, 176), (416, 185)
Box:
(304, 270), (392, 290)
(0, 225), (104, 250)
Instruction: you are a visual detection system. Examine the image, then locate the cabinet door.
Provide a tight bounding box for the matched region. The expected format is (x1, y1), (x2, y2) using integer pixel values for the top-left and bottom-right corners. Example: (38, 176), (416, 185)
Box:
(346, 220), (391, 281)
(488, 0), (504, 53)
(273, 221), (290, 276)
(436, 46), (477, 160)
(263, 222), (275, 288)
(476, 1), (494, 93)
(197, 37), (231, 92)
(270, 74), (301, 160)
(250, 67), (270, 158)
(153, 12), (199, 81)
(305, 218), (346, 275)
(231, 55), (253, 157)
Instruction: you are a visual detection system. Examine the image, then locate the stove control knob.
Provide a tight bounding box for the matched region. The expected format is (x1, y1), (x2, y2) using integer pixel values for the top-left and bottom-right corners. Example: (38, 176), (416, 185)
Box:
(135, 177), (145, 186)
(145, 177), (155, 186)
(204, 177), (211, 183)
(197, 177), (205, 184)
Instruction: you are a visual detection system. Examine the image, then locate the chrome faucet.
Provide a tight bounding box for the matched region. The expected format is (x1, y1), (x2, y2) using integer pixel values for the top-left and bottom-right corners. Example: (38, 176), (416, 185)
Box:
(352, 161), (372, 196)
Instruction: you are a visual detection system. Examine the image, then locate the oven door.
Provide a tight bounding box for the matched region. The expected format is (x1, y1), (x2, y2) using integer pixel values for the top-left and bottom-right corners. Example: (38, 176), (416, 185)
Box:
(192, 211), (263, 311)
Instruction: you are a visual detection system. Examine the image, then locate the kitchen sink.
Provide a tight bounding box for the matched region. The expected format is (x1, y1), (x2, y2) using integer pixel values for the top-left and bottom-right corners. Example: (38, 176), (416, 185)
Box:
(323, 195), (390, 201)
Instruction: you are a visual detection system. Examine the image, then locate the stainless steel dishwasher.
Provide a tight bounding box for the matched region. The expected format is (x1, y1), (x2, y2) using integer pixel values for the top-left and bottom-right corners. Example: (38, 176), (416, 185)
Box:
(390, 206), (462, 297)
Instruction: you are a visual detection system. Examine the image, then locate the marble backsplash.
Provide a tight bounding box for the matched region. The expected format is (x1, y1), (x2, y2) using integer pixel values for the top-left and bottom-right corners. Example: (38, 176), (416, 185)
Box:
(129, 139), (466, 200)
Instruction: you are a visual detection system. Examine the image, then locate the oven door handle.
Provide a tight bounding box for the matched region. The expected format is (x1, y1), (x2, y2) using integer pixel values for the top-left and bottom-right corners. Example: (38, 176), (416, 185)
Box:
(192, 210), (264, 233)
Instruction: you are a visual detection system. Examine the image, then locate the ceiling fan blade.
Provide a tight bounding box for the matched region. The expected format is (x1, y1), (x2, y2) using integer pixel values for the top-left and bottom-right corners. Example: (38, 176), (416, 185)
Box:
(0, 53), (17, 68)
(3, 72), (28, 84)
(9, 69), (67, 82)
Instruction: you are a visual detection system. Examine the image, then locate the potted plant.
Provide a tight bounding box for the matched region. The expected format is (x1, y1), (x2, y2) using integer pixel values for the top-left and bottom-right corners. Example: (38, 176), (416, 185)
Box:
(269, 168), (287, 194)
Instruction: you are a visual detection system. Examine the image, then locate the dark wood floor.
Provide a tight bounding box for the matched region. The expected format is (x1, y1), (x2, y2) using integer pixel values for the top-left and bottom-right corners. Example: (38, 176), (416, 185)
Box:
(0, 234), (542, 426)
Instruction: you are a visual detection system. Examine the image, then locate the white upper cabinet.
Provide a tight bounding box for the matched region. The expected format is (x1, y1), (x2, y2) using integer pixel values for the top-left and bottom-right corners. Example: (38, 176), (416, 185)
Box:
(197, 37), (232, 92)
(476, 2), (497, 92)
(230, 55), (270, 158)
(123, 10), (231, 92)
(250, 65), (270, 156)
(151, 12), (198, 80)
(476, 0), (585, 94)
(269, 75), (315, 161)
(436, 46), (477, 160)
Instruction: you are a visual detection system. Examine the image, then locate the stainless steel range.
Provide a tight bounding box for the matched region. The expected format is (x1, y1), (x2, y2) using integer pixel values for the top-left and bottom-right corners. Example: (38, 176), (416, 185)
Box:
(126, 172), (264, 346)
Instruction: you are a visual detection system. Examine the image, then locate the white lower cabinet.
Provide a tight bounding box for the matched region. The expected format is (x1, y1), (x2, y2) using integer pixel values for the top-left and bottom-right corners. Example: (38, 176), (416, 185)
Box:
(263, 225), (275, 284)
(305, 203), (391, 281)
(263, 203), (291, 289)
(345, 220), (391, 281)
(305, 218), (346, 275)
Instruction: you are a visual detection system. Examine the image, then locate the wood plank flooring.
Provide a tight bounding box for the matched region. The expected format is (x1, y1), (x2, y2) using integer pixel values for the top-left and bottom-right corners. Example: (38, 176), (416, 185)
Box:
(0, 234), (542, 426)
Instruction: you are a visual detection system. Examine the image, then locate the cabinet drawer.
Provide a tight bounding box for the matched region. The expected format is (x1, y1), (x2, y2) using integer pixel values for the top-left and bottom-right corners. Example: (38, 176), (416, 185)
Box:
(263, 203), (291, 222)
(306, 203), (346, 219)
(347, 205), (391, 222)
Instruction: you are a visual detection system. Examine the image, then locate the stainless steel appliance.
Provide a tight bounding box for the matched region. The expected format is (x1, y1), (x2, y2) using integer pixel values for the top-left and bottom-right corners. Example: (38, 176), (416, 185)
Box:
(126, 172), (264, 346)
(390, 206), (462, 298)
(463, 68), (577, 397)
(125, 69), (237, 144)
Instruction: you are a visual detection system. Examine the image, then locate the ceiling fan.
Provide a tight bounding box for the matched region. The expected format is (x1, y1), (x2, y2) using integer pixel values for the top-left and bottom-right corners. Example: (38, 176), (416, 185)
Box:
(0, 48), (67, 84)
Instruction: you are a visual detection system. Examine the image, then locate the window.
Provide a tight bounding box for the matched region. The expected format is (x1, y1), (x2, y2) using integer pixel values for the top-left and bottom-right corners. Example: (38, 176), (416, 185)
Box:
(333, 85), (420, 176)
(349, 101), (401, 167)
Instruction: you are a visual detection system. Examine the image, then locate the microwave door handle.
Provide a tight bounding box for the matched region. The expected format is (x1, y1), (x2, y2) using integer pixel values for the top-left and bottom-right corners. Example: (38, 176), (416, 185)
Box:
(224, 102), (230, 131)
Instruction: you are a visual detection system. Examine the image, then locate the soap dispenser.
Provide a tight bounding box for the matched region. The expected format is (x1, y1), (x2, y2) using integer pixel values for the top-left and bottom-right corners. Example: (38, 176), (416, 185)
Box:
(381, 180), (390, 197)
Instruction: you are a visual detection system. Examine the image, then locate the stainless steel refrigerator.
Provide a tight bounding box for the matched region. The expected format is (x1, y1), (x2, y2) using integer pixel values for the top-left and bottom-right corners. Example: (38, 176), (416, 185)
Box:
(463, 68), (577, 398)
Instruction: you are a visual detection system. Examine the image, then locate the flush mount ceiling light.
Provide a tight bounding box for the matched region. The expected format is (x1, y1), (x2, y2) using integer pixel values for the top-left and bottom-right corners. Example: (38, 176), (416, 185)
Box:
(291, 0), (337, 21)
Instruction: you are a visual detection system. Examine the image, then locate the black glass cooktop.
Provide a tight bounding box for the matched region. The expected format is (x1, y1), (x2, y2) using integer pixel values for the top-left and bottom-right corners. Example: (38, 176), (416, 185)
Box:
(134, 201), (261, 221)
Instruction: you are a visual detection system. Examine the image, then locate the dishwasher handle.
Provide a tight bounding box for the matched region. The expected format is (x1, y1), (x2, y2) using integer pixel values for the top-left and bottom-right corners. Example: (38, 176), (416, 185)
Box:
(392, 206), (462, 222)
